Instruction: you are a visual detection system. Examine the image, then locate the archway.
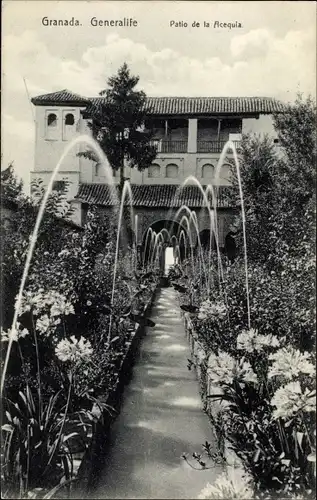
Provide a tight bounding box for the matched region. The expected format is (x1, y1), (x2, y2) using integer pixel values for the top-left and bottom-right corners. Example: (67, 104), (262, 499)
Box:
(198, 229), (216, 251)
(141, 219), (189, 274)
(224, 231), (237, 263)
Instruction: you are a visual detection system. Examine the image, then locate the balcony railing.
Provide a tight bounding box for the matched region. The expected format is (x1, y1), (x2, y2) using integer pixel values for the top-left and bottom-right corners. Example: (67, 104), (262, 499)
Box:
(150, 140), (188, 153)
(150, 139), (241, 154)
(197, 140), (241, 153)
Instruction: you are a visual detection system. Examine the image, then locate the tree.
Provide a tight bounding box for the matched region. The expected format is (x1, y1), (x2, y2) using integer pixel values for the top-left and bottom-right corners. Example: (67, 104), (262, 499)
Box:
(273, 94), (316, 211)
(81, 63), (157, 192)
(229, 134), (282, 263)
(231, 94), (316, 267)
(1, 163), (24, 205)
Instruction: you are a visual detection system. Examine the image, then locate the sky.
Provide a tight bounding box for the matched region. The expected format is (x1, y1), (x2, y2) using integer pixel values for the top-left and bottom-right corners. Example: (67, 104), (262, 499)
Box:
(1, 0), (316, 190)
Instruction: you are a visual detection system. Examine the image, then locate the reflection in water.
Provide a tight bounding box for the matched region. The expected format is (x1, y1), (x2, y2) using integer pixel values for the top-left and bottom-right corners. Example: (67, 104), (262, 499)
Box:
(170, 396), (202, 409)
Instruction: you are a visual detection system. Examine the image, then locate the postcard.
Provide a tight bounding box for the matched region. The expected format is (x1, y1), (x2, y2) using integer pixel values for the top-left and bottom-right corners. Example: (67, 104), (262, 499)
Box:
(1, 1), (316, 499)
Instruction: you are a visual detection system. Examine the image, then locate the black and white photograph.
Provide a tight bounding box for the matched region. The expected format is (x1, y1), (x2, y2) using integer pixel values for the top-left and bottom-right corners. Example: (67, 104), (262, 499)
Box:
(1, 1), (316, 499)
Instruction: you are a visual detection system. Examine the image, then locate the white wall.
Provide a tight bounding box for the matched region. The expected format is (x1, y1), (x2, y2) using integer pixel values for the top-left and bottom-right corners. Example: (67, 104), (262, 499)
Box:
(242, 114), (278, 140)
(32, 104), (279, 220)
(34, 105), (87, 173)
(33, 104), (89, 224)
(130, 153), (232, 186)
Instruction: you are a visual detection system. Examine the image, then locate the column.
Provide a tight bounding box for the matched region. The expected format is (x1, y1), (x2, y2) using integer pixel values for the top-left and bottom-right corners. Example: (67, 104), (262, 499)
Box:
(164, 119), (168, 137)
(217, 118), (222, 150)
(187, 118), (197, 153)
(137, 244), (142, 268)
(218, 214), (224, 248)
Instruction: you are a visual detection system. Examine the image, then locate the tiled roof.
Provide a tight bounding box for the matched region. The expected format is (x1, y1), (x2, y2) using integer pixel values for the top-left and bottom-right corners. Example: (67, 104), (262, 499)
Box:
(85, 96), (284, 116)
(32, 89), (284, 115)
(31, 89), (89, 105)
(144, 96), (284, 115)
(75, 183), (233, 208)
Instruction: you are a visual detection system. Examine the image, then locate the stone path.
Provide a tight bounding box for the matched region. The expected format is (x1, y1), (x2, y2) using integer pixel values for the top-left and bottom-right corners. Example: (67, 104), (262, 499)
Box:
(93, 287), (221, 499)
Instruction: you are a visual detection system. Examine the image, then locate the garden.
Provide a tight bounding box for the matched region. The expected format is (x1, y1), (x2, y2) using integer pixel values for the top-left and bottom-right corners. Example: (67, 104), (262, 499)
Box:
(170, 96), (316, 499)
(1, 93), (316, 500)
(1, 62), (159, 500)
(1, 172), (159, 498)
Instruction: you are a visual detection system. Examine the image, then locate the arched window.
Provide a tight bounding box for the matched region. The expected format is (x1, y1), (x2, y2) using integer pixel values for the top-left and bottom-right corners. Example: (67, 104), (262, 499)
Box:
(46, 112), (59, 140)
(62, 111), (76, 140)
(198, 229), (216, 250)
(166, 163), (178, 178)
(148, 163), (161, 178)
(65, 113), (75, 126)
(202, 163), (214, 179)
(47, 113), (57, 127)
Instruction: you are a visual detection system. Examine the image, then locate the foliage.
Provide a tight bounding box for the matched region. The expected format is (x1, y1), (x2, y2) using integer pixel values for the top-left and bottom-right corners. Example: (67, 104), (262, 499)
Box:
(2, 387), (99, 499)
(1, 166), (158, 498)
(176, 97), (316, 497)
(229, 94), (316, 268)
(79, 62), (157, 187)
(1, 178), (75, 331)
(1, 163), (24, 205)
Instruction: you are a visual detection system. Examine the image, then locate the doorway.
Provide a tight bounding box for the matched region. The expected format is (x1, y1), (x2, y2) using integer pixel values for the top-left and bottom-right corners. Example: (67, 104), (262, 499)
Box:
(164, 246), (176, 275)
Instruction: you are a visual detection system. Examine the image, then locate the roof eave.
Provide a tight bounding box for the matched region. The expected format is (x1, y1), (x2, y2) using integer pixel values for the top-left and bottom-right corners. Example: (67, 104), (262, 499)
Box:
(31, 98), (89, 107)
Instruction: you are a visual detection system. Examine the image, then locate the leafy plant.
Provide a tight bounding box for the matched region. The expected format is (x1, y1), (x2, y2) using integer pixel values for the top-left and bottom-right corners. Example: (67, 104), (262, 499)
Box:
(179, 97), (316, 497)
(1, 386), (98, 498)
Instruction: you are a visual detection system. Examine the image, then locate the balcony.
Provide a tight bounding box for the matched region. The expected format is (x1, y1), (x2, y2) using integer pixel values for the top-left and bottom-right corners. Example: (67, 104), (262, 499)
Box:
(197, 140), (241, 153)
(150, 140), (187, 153)
(150, 139), (241, 154)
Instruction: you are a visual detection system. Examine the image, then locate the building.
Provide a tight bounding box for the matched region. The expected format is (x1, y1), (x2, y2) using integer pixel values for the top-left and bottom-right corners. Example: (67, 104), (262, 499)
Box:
(30, 90), (283, 261)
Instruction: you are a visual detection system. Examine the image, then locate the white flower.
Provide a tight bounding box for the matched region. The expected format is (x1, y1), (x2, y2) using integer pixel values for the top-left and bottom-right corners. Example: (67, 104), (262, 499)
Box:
(236, 328), (258, 353)
(35, 315), (51, 335)
(17, 289), (75, 320)
(271, 381), (316, 420)
(268, 347), (315, 380)
(20, 328), (29, 338)
(208, 351), (235, 385)
(198, 300), (226, 321)
(207, 351), (257, 386)
(259, 334), (280, 348)
(43, 291), (58, 306)
(15, 290), (65, 316)
(196, 345), (207, 365)
(198, 469), (254, 499)
(1, 323), (29, 342)
(15, 291), (37, 315)
(237, 329), (280, 353)
(51, 301), (74, 317)
(55, 336), (93, 363)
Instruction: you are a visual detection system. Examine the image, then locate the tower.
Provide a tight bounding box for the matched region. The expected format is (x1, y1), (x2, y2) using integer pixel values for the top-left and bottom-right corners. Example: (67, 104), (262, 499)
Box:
(30, 89), (90, 225)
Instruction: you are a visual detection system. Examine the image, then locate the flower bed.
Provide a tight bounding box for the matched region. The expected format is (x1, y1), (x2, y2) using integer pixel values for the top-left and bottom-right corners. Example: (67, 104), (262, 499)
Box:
(1, 281), (158, 499)
(74, 291), (157, 494)
(171, 99), (316, 498)
(183, 312), (242, 467)
(177, 274), (316, 499)
(1, 183), (160, 499)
